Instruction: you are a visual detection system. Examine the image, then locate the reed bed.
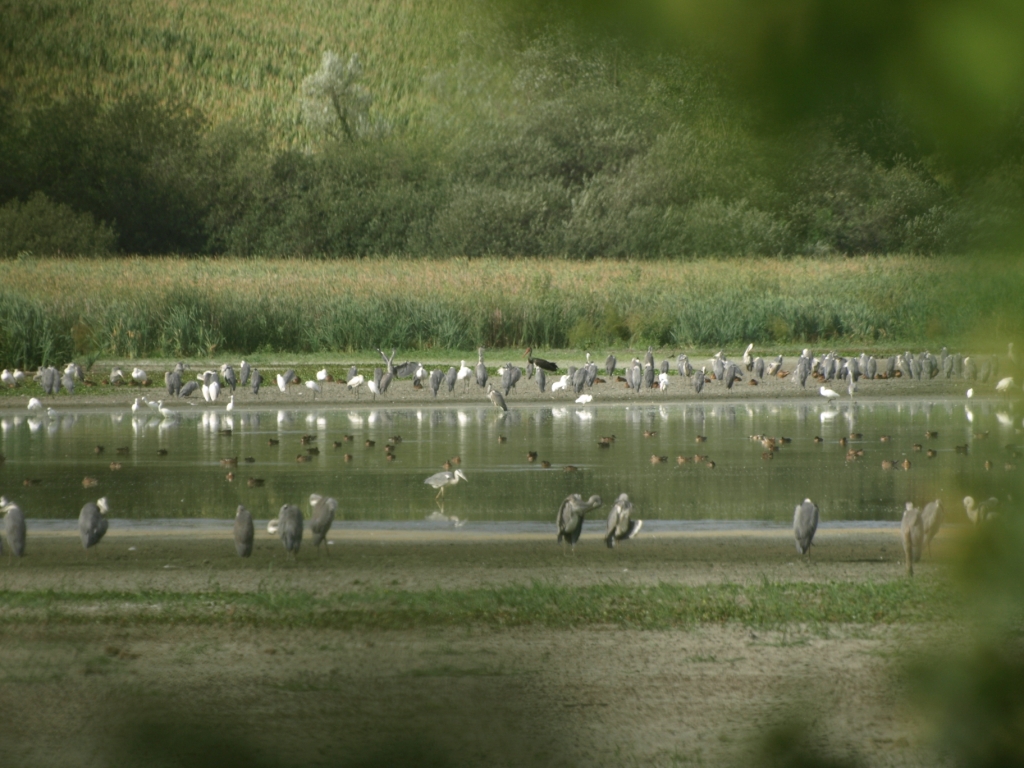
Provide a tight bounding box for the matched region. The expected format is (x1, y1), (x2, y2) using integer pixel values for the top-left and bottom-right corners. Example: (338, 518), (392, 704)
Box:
(0, 255), (1019, 367)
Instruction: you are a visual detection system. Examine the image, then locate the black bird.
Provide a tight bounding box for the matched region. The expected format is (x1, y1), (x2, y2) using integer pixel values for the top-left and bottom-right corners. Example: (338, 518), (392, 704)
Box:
(525, 347), (558, 372)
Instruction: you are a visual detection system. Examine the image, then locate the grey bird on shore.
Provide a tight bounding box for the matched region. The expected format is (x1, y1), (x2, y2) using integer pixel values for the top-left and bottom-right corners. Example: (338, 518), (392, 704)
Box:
(605, 493), (642, 548)
(251, 368), (262, 396)
(1, 496), (26, 559)
(486, 383), (508, 412)
(476, 347), (488, 388)
(79, 497), (110, 551)
(309, 494), (337, 554)
(901, 502), (924, 576)
(921, 499), (943, 556)
(557, 494), (603, 552)
(793, 498), (819, 556)
(267, 504), (303, 556)
(233, 505), (254, 557)
(605, 354), (617, 377)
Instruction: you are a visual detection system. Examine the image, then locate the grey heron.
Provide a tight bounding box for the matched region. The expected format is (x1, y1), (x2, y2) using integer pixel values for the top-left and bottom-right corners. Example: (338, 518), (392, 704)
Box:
(724, 362), (740, 390)
(921, 499), (943, 556)
(79, 497), (110, 550)
(486, 383), (508, 412)
(537, 367), (547, 393)
(712, 352), (725, 383)
(694, 367), (706, 394)
(239, 360), (251, 387)
(251, 368), (262, 396)
(605, 354), (617, 377)
(429, 369), (443, 397)
(605, 493), (642, 548)
(678, 354), (693, 378)
(267, 504), (303, 556)
(476, 347), (488, 388)
(556, 493), (603, 552)
(424, 468), (468, 500)
(166, 369), (182, 396)
(233, 505), (254, 557)
(753, 357), (765, 380)
(1, 496), (26, 559)
(309, 493), (338, 553)
(221, 364), (237, 392)
(901, 502), (924, 576)
(445, 366), (457, 394)
(179, 381), (199, 398)
(793, 498), (819, 556)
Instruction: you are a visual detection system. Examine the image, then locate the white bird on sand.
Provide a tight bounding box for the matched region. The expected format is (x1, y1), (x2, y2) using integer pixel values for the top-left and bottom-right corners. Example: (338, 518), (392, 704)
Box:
(819, 386), (840, 402)
(316, 368), (329, 382)
(347, 374), (365, 397)
(27, 397), (43, 411)
(367, 379), (381, 400)
(0, 369), (14, 387)
(131, 367), (147, 384)
(963, 496), (998, 525)
(276, 373), (288, 392)
(12, 369), (26, 385)
(575, 394), (593, 404)
(658, 371), (669, 391)
(551, 375), (569, 393)
(304, 380), (321, 400)
(995, 377), (1014, 393)
(457, 361), (472, 389)
(208, 380), (220, 402)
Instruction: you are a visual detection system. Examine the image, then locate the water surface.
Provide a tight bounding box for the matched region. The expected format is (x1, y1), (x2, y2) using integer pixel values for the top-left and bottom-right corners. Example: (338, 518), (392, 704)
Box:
(0, 399), (1016, 525)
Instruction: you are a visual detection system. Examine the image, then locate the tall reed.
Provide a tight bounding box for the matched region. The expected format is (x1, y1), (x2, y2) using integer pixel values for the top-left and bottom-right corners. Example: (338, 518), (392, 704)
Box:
(0, 256), (1018, 366)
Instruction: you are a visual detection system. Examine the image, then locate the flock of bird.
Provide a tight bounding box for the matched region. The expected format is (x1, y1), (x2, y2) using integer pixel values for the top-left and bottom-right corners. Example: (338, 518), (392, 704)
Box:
(1, 342), (1018, 567)
(4, 343), (1021, 416)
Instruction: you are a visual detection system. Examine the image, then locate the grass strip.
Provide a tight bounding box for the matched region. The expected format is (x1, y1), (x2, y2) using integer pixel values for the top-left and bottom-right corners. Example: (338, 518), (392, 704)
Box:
(0, 580), (958, 631)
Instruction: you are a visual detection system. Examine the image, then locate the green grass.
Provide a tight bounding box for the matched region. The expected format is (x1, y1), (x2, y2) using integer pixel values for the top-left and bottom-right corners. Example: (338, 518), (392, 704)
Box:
(0, 580), (959, 631)
(1, 254), (1021, 368)
(0, 0), (480, 148)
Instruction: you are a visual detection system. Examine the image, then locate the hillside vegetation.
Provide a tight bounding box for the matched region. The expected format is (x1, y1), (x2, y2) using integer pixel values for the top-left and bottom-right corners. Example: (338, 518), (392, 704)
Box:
(1, 0), (1022, 257)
